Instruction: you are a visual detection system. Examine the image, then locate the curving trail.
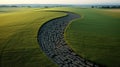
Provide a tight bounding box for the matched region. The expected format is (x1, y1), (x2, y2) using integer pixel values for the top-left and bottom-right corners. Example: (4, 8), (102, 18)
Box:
(37, 11), (100, 67)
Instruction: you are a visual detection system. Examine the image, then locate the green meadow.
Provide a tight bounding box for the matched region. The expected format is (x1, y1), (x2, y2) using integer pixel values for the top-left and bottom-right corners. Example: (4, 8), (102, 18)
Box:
(0, 7), (120, 67)
(0, 8), (66, 67)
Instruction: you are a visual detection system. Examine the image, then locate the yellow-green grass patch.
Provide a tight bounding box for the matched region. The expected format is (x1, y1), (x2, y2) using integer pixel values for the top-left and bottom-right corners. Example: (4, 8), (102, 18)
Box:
(0, 8), (66, 67)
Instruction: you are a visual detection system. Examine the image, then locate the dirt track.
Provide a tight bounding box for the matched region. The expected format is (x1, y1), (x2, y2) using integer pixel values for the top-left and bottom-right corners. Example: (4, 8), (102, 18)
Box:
(37, 11), (100, 67)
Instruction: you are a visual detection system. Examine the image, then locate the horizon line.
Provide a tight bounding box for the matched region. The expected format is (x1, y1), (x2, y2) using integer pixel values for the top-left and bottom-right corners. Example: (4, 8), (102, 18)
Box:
(0, 3), (120, 5)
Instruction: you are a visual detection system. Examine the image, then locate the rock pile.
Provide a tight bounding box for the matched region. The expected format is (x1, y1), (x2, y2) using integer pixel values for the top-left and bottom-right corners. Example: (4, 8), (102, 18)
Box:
(38, 12), (100, 67)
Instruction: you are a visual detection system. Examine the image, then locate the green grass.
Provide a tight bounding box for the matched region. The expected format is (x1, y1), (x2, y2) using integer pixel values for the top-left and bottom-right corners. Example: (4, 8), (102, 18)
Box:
(0, 7), (120, 67)
(0, 8), (66, 67)
(45, 7), (120, 67)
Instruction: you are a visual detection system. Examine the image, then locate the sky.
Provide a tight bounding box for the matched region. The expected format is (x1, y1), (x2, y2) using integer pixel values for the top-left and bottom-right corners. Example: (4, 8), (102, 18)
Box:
(0, 0), (120, 4)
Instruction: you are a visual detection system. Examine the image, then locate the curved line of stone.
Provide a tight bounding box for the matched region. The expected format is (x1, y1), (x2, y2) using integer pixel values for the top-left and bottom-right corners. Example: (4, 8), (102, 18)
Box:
(37, 11), (101, 67)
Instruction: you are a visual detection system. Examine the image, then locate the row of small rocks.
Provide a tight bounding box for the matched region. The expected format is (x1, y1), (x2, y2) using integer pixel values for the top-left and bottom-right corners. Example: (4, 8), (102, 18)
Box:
(37, 11), (100, 67)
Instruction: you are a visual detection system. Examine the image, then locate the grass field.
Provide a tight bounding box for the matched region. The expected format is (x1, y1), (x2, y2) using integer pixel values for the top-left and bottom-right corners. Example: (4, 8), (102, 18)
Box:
(66, 8), (120, 67)
(0, 7), (120, 67)
(45, 7), (120, 67)
(0, 8), (66, 67)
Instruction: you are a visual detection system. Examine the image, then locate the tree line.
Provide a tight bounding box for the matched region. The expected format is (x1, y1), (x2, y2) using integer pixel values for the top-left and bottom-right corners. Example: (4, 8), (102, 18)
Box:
(92, 5), (120, 8)
(0, 5), (32, 8)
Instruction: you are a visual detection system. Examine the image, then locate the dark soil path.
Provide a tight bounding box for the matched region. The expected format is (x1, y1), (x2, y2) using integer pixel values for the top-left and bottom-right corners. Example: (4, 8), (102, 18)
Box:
(37, 11), (100, 67)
